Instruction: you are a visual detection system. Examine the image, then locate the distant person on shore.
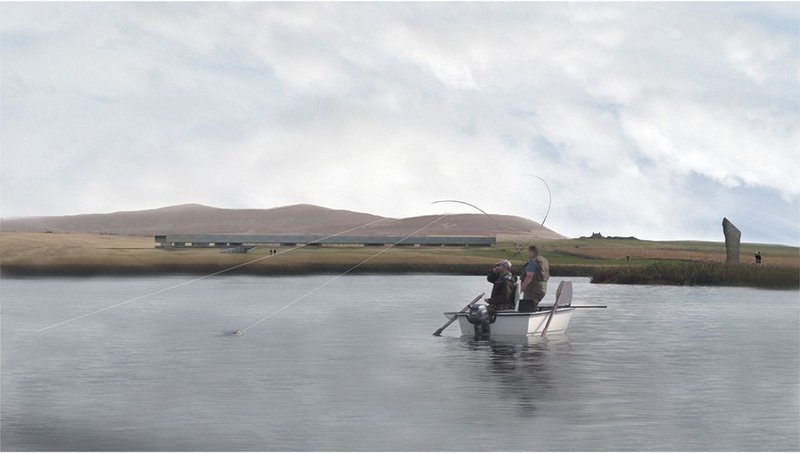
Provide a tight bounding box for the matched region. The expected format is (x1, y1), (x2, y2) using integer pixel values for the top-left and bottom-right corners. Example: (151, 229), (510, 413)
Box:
(755, 251), (762, 265)
(485, 260), (516, 313)
(521, 245), (549, 310)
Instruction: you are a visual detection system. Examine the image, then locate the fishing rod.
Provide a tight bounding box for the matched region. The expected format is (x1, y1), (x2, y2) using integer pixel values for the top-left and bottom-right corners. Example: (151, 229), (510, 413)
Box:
(508, 173), (552, 261)
(432, 176), (552, 262)
(35, 200), (506, 335)
(430, 200), (497, 222)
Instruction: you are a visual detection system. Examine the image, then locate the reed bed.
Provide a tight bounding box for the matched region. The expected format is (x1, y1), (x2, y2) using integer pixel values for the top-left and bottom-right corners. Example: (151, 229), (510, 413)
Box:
(590, 262), (799, 289)
(2, 233), (797, 289)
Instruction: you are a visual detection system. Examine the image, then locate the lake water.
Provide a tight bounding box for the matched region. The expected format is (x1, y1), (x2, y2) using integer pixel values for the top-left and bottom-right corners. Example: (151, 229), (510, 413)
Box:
(1, 275), (798, 451)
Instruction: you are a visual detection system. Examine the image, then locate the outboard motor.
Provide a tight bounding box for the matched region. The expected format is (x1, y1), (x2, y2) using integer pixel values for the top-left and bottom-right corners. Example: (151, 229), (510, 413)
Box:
(467, 304), (492, 339)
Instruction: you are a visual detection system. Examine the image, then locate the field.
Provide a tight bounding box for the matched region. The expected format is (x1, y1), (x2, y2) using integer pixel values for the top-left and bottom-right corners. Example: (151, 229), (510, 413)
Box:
(1, 233), (798, 288)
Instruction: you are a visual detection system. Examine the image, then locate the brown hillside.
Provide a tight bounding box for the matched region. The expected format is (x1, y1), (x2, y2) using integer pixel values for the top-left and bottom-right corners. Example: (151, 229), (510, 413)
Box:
(0, 204), (565, 239)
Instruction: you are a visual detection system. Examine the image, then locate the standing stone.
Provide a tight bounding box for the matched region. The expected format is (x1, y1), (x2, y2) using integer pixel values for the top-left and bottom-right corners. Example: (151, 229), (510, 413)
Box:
(722, 217), (741, 264)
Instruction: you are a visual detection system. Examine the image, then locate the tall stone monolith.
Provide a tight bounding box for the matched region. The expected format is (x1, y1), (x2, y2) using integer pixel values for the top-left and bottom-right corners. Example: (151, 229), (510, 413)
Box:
(722, 217), (741, 264)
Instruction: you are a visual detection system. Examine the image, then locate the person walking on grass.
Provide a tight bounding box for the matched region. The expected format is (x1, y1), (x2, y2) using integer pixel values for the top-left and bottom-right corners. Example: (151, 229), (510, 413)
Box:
(521, 245), (549, 310)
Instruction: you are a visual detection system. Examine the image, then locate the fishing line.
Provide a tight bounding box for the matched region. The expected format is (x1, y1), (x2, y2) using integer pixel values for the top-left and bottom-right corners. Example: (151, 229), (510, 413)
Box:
(34, 217), (390, 333)
(509, 173), (553, 260)
(235, 214), (449, 335)
(430, 200), (497, 223)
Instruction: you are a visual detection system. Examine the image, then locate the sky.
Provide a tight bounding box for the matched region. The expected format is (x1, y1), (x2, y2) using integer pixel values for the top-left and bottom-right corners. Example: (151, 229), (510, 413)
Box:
(1, 2), (798, 244)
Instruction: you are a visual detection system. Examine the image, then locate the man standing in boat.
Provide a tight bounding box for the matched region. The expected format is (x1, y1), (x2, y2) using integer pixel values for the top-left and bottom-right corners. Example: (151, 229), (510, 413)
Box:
(521, 245), (549, 310)
(485, 259), (516, 312)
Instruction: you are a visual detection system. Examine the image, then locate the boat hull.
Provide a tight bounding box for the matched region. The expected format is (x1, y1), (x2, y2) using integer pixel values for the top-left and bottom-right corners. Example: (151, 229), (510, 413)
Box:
(444, 307), (574, 337)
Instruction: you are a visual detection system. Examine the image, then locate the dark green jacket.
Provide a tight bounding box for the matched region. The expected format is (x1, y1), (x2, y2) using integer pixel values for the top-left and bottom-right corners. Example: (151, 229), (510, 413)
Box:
(487, 272), (516, 308)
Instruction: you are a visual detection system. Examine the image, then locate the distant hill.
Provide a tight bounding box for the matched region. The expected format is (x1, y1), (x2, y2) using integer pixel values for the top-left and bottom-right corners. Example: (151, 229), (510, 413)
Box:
(0, 203), (566, 239)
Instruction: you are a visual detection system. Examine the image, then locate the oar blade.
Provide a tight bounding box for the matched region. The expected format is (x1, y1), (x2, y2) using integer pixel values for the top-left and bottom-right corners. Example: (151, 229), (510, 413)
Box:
(432, 292), (484, 336)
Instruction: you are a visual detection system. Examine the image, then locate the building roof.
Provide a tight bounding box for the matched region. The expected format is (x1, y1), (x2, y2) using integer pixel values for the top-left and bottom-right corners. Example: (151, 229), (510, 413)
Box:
(155, 234), (495, 245)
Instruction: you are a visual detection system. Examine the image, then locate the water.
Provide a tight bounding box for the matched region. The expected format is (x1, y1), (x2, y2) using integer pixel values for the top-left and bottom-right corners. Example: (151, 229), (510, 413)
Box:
(1, 275), (798, 451)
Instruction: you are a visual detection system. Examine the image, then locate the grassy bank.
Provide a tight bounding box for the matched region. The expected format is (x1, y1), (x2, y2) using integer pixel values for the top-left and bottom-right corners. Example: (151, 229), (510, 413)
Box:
(591, 262), (799, 289)
(0, 259), (598, 278)
(3, 260), (794, 289)
(1, 233), (797, 289)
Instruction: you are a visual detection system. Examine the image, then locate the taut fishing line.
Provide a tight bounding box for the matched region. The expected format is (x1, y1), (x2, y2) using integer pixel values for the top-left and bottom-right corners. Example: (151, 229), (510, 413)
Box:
(34, 217), (389, 333)
(235, 214), (450, 335)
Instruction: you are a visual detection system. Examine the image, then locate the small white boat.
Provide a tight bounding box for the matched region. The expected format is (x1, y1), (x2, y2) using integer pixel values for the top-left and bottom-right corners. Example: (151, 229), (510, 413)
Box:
(444, 280), (574, 337)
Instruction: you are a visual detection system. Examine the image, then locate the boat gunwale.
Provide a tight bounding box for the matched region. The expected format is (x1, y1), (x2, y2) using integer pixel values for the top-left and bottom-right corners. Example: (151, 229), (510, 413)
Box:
(444, 307), (574, 317)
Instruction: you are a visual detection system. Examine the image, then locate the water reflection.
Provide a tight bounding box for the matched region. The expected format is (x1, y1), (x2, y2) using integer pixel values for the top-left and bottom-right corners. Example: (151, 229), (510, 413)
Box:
(457, 335), (571, 417)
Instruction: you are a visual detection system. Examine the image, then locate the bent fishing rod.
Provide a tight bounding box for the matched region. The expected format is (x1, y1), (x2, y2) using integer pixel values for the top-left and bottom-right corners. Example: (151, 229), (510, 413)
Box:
(432, 175), (553, 263)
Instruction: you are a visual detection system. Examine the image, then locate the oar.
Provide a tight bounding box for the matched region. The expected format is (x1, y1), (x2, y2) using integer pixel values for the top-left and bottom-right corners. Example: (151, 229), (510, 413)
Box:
(541, 298), (560, 337)
(558, 305), (606, 309)
(433, 292), (484, 336)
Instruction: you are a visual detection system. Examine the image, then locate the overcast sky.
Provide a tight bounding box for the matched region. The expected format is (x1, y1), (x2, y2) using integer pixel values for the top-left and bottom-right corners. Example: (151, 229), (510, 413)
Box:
(1, 2), (798, 244)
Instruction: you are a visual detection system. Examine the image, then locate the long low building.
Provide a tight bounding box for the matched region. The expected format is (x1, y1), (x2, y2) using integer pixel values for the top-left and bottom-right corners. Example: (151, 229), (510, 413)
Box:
(155, 234), (496, 248)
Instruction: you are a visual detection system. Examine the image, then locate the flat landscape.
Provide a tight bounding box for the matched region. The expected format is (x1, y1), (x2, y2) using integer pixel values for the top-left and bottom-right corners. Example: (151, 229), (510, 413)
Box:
(2, 232), (797, 288)
(2, 204), (797, 288)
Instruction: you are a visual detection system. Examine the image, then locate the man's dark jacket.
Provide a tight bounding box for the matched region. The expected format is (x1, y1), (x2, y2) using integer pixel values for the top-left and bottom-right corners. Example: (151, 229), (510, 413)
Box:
(486, 271), (515, 310)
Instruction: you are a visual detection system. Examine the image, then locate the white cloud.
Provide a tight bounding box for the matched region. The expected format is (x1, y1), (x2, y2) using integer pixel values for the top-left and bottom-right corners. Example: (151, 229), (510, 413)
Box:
(724, 21), (794, 84)
(1, 2), (798, 244)
(621, 97), (800, 195)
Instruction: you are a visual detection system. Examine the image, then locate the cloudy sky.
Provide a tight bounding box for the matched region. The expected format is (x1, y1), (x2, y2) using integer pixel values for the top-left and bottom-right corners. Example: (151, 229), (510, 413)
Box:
(1, 2), (798, 244)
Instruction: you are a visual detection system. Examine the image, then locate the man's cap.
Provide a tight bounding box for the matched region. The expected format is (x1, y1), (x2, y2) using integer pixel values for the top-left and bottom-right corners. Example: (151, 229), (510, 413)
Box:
(496, 259), (512, 269)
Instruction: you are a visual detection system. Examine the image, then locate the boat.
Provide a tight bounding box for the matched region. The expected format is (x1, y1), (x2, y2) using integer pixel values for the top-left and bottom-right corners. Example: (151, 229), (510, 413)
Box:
(443, 280), (574, 337)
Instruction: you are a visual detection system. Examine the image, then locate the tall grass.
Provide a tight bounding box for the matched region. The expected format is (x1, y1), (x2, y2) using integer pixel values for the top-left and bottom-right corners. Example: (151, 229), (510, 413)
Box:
(0, 262), (598, 278)
(2, 246), (797, 289)
(590, 262), (799, 289)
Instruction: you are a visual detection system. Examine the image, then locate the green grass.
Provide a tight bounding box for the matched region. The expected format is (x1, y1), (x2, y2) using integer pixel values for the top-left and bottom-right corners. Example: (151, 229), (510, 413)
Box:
(591, 262), (799, 289)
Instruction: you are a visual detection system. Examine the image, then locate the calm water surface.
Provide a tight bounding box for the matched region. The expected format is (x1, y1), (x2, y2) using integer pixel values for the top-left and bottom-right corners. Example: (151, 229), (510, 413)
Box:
(1, 275), (798, 451)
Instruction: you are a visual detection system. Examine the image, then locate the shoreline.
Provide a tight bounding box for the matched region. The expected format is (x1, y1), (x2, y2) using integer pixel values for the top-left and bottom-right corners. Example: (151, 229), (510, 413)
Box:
(2, 262), (796, 290)
(2, 233), (797, 289)
(0, 262), (596, 278)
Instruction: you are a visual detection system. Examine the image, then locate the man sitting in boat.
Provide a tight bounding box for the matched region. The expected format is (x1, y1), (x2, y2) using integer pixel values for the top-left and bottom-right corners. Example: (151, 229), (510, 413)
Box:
(485, 259), (516, 313)
(520, 245), (550, 311)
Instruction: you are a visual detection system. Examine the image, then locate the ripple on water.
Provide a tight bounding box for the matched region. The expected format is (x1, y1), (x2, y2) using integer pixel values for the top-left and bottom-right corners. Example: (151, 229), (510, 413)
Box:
(1, 275), (798, 451)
